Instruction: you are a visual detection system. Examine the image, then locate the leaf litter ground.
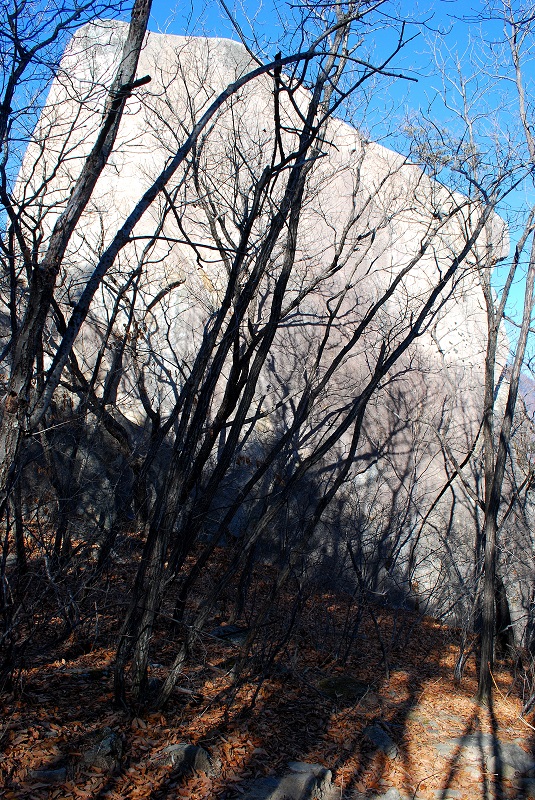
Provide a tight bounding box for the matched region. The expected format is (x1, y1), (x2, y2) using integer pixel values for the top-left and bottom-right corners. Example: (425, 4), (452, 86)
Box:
(1, 545), (533, 800)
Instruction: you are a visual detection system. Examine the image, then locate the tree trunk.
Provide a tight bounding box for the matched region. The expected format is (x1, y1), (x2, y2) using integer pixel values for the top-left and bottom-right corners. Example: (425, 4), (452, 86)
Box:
(478, 511), (497, 702)
(0, 0), (153, 520)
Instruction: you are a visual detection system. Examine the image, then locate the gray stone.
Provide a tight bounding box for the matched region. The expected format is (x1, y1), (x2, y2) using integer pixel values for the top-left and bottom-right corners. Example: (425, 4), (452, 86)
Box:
(500, 740), (535, 774)
(435, 733), (535, 779)
(352, 789), (405, 800)
(373, 790), (401, 800)
(240, 763), (333, 800)
(155, 742), (217, 775)
(28, 767), (67, 783)
(209, 624), (249, 647)
(523, 777), (535, 799)
(82, 728), (123, 772)
(363, 724), (399, 759)
(288, 762), (329, 776)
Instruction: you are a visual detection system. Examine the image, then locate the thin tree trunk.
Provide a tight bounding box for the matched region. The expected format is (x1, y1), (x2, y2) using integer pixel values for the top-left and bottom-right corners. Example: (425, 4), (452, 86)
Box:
(12, 478), (26, 575)
(478, 235), (535, 702)
(478, 512), (498, 701)
(0, 0), (153, 519)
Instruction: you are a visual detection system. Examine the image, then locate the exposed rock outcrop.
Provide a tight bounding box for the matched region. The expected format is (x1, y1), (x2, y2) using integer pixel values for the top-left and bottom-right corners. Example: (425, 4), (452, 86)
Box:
(17, 20), (531, 635)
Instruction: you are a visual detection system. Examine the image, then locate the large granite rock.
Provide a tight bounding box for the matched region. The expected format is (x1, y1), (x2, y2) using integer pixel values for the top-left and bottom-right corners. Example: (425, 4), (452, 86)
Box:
(18, 20), (530, 632)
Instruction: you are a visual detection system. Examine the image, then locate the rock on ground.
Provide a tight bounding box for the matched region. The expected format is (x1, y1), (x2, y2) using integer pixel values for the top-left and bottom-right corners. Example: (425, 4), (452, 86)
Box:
(362, 723), (399, 759)
(435, 733), (535, 780)
(82, 727), (123, 772)
(238, 761), (336, 800)
(28, 767), (68, 784)
(153, 742), (219, 775)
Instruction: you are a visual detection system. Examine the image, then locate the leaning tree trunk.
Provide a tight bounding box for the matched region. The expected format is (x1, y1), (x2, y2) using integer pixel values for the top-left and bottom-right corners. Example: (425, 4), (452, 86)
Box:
(0, 0), (153, 521)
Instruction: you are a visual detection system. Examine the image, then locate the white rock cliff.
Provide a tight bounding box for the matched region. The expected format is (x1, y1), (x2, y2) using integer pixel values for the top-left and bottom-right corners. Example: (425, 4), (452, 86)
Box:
(18, 21), (524, 628)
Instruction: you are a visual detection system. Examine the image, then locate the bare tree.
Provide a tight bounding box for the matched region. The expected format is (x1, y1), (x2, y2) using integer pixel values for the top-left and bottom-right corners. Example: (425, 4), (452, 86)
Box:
(77, 15), (500, 704)
(0, 0), (153, 517)
(406, 0), (535, 702)
(1, 0), (512, 707)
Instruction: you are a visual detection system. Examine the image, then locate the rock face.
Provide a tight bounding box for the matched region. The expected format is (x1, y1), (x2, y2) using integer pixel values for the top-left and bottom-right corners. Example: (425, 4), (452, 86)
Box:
(18, 21), (531, 631)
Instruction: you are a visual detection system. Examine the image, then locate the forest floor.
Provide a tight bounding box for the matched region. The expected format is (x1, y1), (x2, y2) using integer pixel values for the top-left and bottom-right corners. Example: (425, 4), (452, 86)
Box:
(1, 542), (534, 800)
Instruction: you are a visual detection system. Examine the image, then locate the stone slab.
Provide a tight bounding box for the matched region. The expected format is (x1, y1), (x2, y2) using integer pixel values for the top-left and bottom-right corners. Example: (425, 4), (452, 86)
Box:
(434, 733), (535, 780)
(239, 763), (333, 800)
(363, 724), (399, 759)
